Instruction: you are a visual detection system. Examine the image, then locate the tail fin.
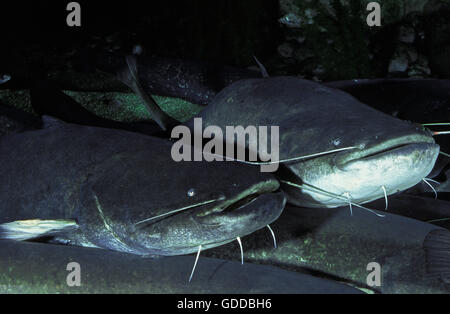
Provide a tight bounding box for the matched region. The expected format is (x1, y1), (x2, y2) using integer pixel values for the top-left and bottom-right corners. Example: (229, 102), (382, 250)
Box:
(116, 55), (179, 131)
(0, 219), (78, 241)
(423, 228), (450, 283)
(253, 56), (269, 78)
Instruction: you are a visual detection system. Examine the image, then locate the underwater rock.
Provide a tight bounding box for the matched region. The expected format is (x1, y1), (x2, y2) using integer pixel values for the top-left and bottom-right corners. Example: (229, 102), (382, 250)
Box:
(318, 0), (432, 24)
(388, 44), (431, 77)
(398, 25), (416, 44)
(275, 0), (448, 79)
(296, 36), (306, 44)
(424, 1), (450, 78)
(279, 12), (303, 28)
(388, 51), (409, 73)
(280, 0), (440, 27)
(407, 49), (419, 63)
(408, 55), (432, 77)
(277, 42), (294, 58)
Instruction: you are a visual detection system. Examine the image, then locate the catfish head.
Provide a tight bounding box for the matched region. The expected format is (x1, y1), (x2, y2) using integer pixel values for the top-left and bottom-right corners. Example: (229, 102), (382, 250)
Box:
(78, 144), (285, 256)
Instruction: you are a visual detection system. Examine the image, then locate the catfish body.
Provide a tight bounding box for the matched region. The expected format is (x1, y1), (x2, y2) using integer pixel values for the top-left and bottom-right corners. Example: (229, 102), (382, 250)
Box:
(0, 120), (285, 256)
(189, 76), (439, 208)
(368, 194), (450, 229)
(205, 204), (450, 293)
(326, 78), (450, 182)
(0, 239), (362, 294)
(326, 78), (450, 160)
(94, 54), (260, 105)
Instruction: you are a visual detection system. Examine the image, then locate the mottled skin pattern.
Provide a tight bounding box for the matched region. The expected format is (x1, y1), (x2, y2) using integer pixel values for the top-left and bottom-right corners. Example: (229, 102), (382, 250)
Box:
(0, 120), (285, 256)
(96, 54), (260, 106)
(0, 239), (363, 294)
(204, 204), (450, 293)
(190, 77), (440, 207)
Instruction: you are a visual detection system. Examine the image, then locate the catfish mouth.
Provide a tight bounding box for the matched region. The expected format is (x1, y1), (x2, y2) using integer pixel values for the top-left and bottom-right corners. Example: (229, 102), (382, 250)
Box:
(135, 180), (280, 232)
(336, 134), (436, 167)
(190, 188), (285, 250)
(220, 192), (260, 212)
(194, 179), (281, 219)
(136, 183), (284, 255)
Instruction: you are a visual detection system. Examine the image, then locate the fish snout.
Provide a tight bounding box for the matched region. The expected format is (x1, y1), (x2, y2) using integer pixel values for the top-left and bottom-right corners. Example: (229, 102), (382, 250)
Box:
(334, 143), (440, 204)
(194, 190), (286, 230)
(135, 191), (285, 256)
(336, 133), (438, 169)
(340, 143), (440, 172)
(193, 178), (281, 217)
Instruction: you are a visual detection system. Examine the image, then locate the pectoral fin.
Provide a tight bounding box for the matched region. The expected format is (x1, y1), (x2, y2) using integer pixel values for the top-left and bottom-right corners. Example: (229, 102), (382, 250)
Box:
(0, 219), (78, 241)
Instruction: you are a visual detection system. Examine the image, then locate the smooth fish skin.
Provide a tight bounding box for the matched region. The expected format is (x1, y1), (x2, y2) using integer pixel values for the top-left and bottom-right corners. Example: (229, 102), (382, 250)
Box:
(189, 76), (440, 208)
(0, 119), (285, 256)
(205, 204), (450, 294)
(0, 239), (363, 294)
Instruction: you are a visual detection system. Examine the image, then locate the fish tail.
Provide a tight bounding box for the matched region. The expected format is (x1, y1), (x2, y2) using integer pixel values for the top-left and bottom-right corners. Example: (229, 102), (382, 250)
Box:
(116, 55), (179, 131)
(423, 229), (450, 283)
(0, 219), (78, 241)
(253, 56), (269, 78)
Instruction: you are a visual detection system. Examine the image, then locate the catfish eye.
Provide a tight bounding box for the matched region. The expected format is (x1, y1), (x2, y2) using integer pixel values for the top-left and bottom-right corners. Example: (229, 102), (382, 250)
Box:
(187, 188), (196, 197)
(332, 138), (341, 146)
